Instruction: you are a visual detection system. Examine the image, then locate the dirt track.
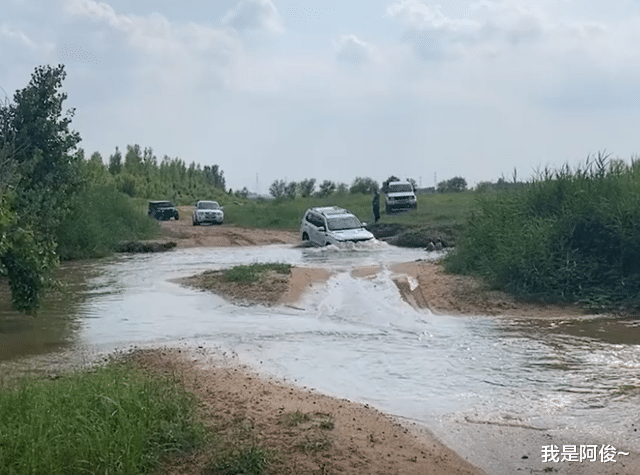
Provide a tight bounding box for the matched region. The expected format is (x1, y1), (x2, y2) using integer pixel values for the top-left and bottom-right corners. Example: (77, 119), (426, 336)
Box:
(159, 209), (299, 248)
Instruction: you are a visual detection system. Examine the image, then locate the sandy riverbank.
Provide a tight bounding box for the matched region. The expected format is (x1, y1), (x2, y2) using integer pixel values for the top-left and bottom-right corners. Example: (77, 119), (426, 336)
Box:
(130, 347), (486, 475)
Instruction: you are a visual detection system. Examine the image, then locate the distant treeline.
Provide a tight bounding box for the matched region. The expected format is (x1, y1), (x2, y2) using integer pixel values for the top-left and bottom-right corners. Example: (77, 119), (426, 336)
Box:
(95, 144), (226, 204)
(264, 175), (471, 199)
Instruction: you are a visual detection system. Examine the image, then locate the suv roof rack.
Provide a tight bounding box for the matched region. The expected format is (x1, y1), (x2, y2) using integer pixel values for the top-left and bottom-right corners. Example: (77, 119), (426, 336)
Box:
(313, 206), (350, 216)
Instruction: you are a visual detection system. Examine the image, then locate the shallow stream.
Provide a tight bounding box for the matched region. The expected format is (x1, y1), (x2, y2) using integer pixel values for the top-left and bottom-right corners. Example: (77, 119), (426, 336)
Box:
(2, 242), (639, 474)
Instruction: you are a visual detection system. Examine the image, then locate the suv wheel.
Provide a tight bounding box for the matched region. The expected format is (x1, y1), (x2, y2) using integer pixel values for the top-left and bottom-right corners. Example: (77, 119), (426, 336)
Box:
(302, 232), (309, 241)
(193, 219), (199, 226)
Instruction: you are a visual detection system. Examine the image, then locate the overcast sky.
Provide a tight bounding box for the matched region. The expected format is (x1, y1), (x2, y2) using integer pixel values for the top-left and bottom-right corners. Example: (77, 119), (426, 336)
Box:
(2, 0), (640, 192)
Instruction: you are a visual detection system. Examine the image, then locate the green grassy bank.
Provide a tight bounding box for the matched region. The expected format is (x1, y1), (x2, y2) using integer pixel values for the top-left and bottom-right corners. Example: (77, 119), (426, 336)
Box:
(0, 359), (204, 475)
(0, 356), (284, 475)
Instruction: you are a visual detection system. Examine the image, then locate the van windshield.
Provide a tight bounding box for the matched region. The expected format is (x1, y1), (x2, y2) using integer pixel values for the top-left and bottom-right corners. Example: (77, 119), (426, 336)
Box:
(197, 202), (219, 210)
(327, 216), (362, 231)
(388, 184), (413, 193)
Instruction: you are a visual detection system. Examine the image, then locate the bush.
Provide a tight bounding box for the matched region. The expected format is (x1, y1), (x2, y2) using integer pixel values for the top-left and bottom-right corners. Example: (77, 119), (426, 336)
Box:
(445, 153), (640, 305)
(349, 177), (379, 194)
(437, 176), (467, 193)
(56, 185), (159, 259)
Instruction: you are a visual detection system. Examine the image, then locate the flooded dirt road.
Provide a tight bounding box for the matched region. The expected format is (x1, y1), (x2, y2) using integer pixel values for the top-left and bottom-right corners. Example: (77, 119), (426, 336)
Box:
(1, 241), (640, 474)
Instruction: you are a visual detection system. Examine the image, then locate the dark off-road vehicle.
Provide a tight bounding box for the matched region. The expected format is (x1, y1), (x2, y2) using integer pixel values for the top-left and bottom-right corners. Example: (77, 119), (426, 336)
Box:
(148, 201), (179, 221)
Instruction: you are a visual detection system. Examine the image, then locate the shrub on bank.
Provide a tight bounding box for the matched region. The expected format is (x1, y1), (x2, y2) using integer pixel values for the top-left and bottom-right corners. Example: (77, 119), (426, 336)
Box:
(445, 154), (640, 307)
(223, 262), (292, 283)
(56, 185), (159, 260)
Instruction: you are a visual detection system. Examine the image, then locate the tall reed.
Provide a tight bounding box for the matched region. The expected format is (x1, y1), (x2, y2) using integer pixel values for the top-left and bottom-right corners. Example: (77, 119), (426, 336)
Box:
(445, 153), (640, 306)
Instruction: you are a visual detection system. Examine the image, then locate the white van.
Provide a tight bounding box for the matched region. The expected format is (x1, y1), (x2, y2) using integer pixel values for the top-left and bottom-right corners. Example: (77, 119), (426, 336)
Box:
(385, 181), (417, 213)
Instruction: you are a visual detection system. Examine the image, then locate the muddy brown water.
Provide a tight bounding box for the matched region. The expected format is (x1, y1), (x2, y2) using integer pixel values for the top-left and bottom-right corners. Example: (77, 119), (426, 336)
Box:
(1, 242), (639, 474)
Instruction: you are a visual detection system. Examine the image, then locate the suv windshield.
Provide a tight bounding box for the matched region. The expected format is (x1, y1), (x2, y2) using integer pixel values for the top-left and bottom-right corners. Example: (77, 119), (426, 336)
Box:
(327, 216), (362, 231)
(197, 201), (219, 210)
(388, 184), (413, 193)
(150, 201), (174, 208)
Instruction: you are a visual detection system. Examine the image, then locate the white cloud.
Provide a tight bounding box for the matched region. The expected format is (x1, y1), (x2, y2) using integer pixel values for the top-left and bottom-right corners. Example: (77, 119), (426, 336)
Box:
(0, 23), (54, 53)
(64, 0), (240, 57)
(383, 0), (444, 26)
(383, 0), (550, 60)
(334, 34), (379, 65)
(63, 0), (244, 92)
(383, 0), (640, 68)
(219, 0), (284, 33)
(64, 0), (130, 30)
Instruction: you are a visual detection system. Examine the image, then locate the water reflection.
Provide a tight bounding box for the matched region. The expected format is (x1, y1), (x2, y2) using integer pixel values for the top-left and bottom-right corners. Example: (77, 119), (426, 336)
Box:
(0, 260), (96, 360)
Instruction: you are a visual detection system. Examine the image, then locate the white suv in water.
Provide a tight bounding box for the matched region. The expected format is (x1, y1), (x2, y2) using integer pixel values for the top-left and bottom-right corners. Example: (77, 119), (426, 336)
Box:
(301, 207), (374, 246)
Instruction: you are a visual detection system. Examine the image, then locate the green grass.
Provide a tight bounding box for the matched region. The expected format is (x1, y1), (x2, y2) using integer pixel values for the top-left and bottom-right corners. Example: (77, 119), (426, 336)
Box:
(382, 191), (475, 227)
(0, 360), (205, 475)
(208, 443), (274, 475)
(223, 262), (292, 283)
(280, 410), (313, 427)
(445, 154), (640, 308)
(222, 191), (473, 231)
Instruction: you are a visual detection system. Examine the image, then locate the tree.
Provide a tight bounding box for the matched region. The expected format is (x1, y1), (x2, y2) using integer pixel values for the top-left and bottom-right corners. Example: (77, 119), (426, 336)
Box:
(350, 176), (379, 194)
(108, 146), (122, 175)
(124, 144), (142, 174)
(84, 151), (111, 185)
(284, 181), (297, 199)
(0, 87), (21, 194)
(8, 64), (83, 236)
(299, 178), (316, 197)
(437, 176), (467, 193)
(0, 65), (82, 312)
(406, 177), (418, 190)
(317, 180), (335, 197)
(203, 164), (225, 190)
(269, 179), (286, 198)
(382, 175), (400, 193)
(335, 182), (349, 194)
(142, 146), (157, 170)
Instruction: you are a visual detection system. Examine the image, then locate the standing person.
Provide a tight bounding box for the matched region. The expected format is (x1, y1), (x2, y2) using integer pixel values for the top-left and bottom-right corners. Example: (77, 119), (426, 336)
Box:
(372, 190), (380, 223)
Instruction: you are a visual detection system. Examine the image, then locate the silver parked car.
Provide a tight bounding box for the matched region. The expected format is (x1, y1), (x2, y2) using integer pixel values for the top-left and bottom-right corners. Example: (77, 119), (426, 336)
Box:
(192, 200), (224, 225)
(301, 207), (373, 246)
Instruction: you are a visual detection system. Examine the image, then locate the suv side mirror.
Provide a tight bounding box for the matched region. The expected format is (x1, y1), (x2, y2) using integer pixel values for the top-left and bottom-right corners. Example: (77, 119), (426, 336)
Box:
(318, 226), (326, 233)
